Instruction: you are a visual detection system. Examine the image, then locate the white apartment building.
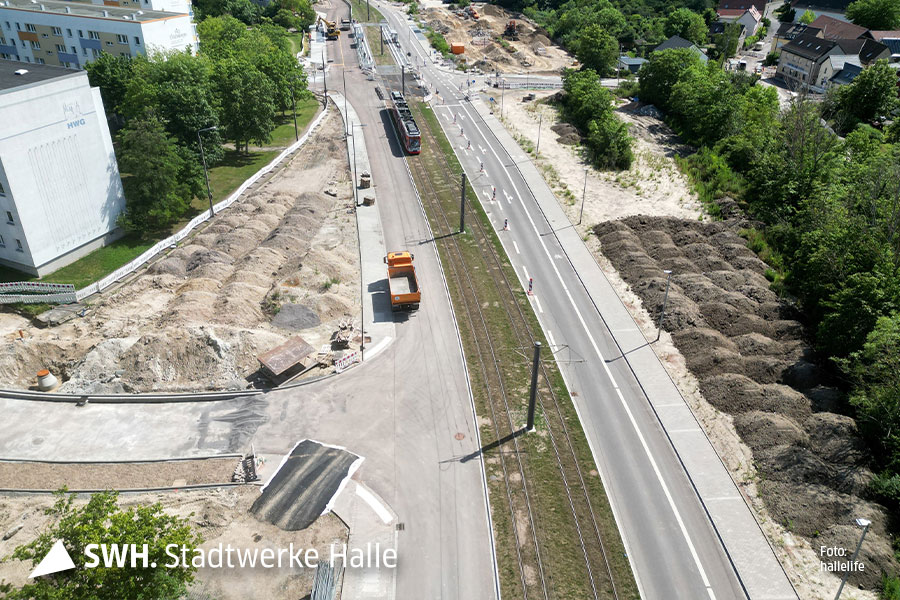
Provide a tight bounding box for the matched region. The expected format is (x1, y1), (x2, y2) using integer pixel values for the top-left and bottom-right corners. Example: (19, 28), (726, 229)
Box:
(0, 60), (126, 275)
(0, 0), (197, 70)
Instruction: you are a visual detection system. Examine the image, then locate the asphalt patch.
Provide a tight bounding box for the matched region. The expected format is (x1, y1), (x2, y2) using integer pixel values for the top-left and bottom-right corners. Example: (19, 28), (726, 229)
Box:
(251, 440), (361, 531)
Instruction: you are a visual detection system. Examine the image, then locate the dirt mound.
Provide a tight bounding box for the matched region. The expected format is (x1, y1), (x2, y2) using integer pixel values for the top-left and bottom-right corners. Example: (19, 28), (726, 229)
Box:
(733, 412), (808, 450)
(759, 479), (891, 538)
(817, 525), (900, 590)
(594, 214), (894, 591)
(698, 374), (811, 420)
(271, 303), (321, 331)
(550, 122), (580, 145)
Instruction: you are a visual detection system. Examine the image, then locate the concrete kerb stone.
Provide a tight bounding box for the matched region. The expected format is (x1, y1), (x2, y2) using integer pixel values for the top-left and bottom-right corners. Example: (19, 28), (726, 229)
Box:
(328, 91), (396, 363)
(467, 97), (799, 600)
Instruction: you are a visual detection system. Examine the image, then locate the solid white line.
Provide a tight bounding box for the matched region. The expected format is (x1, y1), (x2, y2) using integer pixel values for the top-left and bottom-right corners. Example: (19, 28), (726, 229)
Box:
(455, 100), (717, 598)
(513, 240), (520, 254)
(356, 483), (394, 524)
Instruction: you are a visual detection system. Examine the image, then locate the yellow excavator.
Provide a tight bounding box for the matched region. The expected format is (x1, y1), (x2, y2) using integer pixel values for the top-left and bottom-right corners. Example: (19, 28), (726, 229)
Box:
(317, 16), (340, 40)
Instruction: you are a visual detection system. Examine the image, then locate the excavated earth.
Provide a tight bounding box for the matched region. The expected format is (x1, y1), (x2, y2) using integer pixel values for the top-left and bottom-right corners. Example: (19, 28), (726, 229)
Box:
(0, 109), (359, 393)
(594, 214), (899, 590)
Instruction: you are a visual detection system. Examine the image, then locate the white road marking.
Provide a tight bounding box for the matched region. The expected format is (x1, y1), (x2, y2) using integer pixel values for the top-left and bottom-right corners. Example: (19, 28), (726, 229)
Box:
(503, 190), (513, 205)
(522, 266), (530, 281)
(533, 295), (544, 314)
(454, 100), (718, 599)
(513, 240), (520, 254)
(355, 483), (393, 524)
(481, 190), (492, 202)
(546, 330), (556, 348)
(365, 336), (393, 361)
(479, 145), (487, 154)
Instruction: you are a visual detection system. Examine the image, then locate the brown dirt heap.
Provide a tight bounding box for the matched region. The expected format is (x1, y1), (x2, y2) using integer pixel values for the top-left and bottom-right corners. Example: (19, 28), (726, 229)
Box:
(594, 215), (899, 589)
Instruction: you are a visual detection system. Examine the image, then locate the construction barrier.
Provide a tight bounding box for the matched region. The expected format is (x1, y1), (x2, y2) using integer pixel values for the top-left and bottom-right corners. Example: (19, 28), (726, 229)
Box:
(0, 282), (77, 305)
(334, 350), (361, 373)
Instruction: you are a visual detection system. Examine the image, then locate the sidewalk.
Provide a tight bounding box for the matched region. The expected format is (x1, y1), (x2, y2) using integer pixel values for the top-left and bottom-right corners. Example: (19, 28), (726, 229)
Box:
(468, 98), (798, 600)
(331, 479), (398, 599)
(330, 92), (396, 362)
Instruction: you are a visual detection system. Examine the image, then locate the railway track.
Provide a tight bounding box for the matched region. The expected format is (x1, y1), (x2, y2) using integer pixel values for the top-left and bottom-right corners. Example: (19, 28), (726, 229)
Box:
(405, 100), (627, 599)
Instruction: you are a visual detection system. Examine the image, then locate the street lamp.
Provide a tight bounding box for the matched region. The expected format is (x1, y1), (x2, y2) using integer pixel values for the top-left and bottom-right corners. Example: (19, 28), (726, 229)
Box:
(343, 69), (349, 136)
(578, 167), (588, 225)
(197, 125), (217, 216)
(535, 111), (543, 156)
(655, 269), (673, 342)
(834, 518), (871, 600)
(289, 86), (299, 142)
(350, 122), (368, 206)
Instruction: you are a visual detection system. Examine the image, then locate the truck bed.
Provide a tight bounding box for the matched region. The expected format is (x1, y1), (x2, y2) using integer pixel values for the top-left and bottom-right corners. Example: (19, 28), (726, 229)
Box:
(389, 271), (417, 295)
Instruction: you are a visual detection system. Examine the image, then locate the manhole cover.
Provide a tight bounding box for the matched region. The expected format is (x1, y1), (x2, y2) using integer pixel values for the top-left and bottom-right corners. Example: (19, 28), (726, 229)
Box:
(454, 432), (465, 440)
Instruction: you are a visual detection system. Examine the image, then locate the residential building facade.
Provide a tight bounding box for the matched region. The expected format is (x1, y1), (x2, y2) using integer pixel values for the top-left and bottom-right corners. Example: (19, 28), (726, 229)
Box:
(0, 61), (125, 275)
(777, 33), (838, 89)
(0, 0), (197, 69)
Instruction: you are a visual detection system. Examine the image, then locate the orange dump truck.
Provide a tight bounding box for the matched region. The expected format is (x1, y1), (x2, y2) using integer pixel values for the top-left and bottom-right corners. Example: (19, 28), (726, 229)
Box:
(384, 251), (420, 311)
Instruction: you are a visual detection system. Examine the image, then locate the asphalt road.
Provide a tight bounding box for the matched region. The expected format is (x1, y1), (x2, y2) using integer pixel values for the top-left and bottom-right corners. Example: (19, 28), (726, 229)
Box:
(0, 18), (499, 600)
(369, 4), (750, 598)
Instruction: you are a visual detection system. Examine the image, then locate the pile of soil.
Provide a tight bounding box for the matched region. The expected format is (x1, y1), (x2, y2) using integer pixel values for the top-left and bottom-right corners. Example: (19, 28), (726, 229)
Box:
(594, 215), (899, 588)
(1, 110), (359, 393)
(550, 122), (581, 145)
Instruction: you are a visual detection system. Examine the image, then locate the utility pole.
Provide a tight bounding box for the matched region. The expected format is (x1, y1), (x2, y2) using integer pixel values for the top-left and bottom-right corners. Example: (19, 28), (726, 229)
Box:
(535, 112), (543, 155)
(322, 49), (327, 104)
(380, 25), (383, 55)
(835, 519), (871, 600)
(578, 167), (587, 225)
(500, 78), (504, 117)
(197, 125), (217, 216)
(351, 125), (358, 206)
(459, 173), (466, 233)
(401, 65), (406, 95)
(343, 70), (348, 135)
(289, 87), (299, 141)
(655, 270), (673, 342)
(367, 0), (370, 22)
(526, 342), (541, 431)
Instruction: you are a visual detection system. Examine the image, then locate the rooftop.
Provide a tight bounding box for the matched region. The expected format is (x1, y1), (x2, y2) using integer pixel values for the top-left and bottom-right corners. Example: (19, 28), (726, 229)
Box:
(717, 0), (765, 12)
(870, 30), (900, 40)
(830, 62), (862, 85)
(809, 15), (869, 40)
(782, 32), (837, 60)
(836, 37), (890, 62)
(0, 59), (80, 93)
(0, 0), (184, 22)
(791, 0), (852, 11)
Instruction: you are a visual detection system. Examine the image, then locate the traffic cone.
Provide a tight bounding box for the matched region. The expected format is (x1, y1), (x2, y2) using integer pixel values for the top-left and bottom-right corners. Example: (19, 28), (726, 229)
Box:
(527, 278), (533, 295)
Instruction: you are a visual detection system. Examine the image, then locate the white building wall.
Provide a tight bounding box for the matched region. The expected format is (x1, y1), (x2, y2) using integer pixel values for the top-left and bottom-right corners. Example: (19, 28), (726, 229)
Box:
(0, 71), (125, 273)
(0, 9), (197, 67)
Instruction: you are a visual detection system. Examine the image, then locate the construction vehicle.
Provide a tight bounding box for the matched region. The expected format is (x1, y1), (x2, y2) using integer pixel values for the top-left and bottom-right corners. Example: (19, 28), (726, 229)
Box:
(317, 16), (340, 40)
(464, 5), (479, 19)
(384, 252), (420, 311)
(503, 20), (522, 40)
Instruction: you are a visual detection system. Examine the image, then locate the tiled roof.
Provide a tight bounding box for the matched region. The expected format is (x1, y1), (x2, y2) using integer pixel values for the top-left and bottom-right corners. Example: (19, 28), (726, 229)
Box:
(809, 15), (868, 40)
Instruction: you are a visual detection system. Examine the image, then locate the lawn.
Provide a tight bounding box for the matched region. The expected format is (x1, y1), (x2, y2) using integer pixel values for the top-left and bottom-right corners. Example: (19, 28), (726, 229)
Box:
(267, 96), (320, 148)
(0, 234), (154, 289)
(286, 31), (305, 56)
(348, 0), (383, 23)
(206, 149), (281, 204)
(366, 25), (395, 65)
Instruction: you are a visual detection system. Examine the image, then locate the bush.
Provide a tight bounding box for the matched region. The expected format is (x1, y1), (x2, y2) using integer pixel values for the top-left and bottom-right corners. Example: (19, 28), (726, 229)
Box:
(426, 28), (450, 56)
(883, 575), (900, 600)
(586, 115), (633, 170)
(676, 148), (744, 208)
(763, 51), (780, 66)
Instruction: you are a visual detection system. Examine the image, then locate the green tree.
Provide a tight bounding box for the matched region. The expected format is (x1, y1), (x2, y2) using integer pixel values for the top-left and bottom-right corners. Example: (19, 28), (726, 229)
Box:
(195, 0), (261, 24)
(664, 7), (707, 45)
(847, 0), (900, 29)
(84, 53), (134, 116)
(669, 66), (742, 145)
(837, 60), (899, 125)
(214, 59), (276, 152)
(116, 114), (195, 232)
(196, 15), (247, 59)
(637, 48), (703, 110)
(843, 313), (900, 472)
(561, 68), (614, 130)
(576, 25), (619, 76)
(799, 9), (816, 24)
(587, 114), (633, 169)
(7, 490), (201, 600)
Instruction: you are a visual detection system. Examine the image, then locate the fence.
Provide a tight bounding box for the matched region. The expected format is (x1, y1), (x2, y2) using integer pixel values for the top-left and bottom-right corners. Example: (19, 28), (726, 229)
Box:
(0, 282), (77, 305)
(0, 107), (329, 307)
(353, 22), (375, 71)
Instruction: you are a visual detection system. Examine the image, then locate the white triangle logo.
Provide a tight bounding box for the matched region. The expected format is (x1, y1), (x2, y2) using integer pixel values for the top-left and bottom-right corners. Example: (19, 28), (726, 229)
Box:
(29, 540), (76, 578)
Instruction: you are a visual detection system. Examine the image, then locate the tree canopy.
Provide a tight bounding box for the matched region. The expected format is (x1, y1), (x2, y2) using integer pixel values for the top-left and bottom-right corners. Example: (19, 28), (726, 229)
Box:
(664, 7), (707, 45)
(6, 491), (201, 600)
(575, 25), (619, 75)
(846, 0), (900, 29)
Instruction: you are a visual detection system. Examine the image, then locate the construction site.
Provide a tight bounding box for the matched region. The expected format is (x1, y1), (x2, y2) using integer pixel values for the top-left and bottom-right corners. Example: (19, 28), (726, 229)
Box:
(0, 107), (363, 393)
(421, 2), (574, 74)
